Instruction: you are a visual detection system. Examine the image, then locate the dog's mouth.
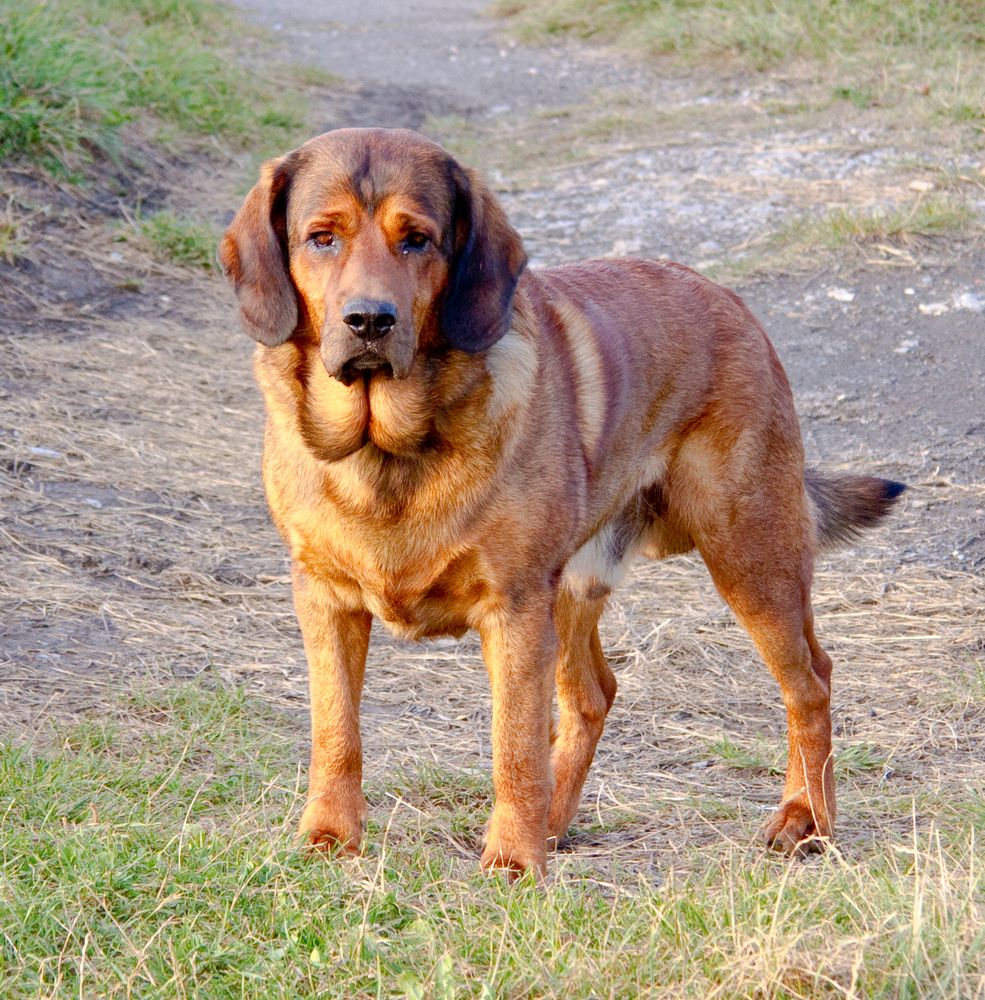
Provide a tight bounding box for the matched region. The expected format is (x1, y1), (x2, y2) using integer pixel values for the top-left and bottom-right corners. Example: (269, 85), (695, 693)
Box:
(338, 356), (395, 386)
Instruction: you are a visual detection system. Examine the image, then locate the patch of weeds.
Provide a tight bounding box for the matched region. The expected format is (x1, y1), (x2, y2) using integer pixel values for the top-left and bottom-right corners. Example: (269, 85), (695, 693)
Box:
(498, 0), (985, 124)
(371, 763), (493, 846)
(710, 736), (888, 780)
(498, 0), (985, 65)
(570, 806), (640, 836)
(0, 4), (119, 175)
(56, 718), (120, 754)
(836, 742), (886, 776)
(950, 101), (985, 124)
(833, 84), (878, 109)
(709, 193), (978, 282)
(0, 0), (305, 176)
(0, 203), (25, 263)
(709, 734), (784, 775)
(133, 210), (219, 270)
(290, 64), (344, 89)
(973, 663), (985, 701)
(692, 795), (742, 822)
(787, 195), (976, 247)
(381, 762), (494, 813)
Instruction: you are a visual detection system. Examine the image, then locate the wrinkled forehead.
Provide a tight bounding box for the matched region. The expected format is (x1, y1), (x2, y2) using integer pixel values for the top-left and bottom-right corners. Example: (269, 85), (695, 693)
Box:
(287, 130), (458, 230)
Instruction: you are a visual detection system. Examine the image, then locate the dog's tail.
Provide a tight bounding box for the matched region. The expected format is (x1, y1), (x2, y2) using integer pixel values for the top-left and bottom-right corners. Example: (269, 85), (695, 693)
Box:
(805, 469), (906, 550)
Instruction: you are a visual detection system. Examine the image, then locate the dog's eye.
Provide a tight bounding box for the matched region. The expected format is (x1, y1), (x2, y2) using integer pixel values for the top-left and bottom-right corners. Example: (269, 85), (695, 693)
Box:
(308, 232), (337, 251)
(401, 232), (430, 254)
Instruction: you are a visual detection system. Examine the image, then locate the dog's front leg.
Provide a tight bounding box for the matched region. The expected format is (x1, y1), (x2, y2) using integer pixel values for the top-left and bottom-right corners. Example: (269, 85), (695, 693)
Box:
(479, 596), (557, 878)
(292, 566), (372, 854)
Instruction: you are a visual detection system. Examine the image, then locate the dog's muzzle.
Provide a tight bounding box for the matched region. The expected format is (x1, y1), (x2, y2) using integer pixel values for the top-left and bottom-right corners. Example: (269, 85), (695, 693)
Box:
(321, 301), (413, 384)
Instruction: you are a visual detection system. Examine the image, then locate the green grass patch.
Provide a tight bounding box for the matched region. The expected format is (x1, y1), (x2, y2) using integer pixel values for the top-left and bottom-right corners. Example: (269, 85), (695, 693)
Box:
(705, 194), (978, 282)
(708, 736), (888, 778)
(0, 201), (24, 263)
(785, 196), (977, 249)
(498, 0), (985, 123)
(131, 210), (221, 270)
(0, 0), (304, 175)
(709, 734), (784, 775)
(1, 683), (982, 997)
(497, 0), (984, 67)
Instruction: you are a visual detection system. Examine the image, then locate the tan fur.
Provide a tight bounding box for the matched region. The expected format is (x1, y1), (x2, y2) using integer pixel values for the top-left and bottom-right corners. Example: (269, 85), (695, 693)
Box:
(220, 128), (904, 877)
(551, 295), (609, 465)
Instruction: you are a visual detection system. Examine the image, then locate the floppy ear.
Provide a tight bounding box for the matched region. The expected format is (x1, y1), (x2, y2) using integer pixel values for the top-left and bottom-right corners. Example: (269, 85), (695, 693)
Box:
(441, 166), (527, 353)
(218, 156), (298, 346)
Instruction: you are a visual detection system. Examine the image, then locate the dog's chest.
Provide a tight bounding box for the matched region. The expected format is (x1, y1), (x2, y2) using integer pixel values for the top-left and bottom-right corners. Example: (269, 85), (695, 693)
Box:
(362, 579), (480, 640)
(354, 558), (487, 641)
(293, 514), (486, 640)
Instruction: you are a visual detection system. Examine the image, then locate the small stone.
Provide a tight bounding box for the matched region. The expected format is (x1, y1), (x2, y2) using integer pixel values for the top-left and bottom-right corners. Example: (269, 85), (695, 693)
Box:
(609, 238), (643, 256)
(908, 180), (934, 192)
(904, 287), (915, 296)
(827, 287), (855, 302)
(918, 302), (948, 316)
(955, 292), (985, 313)
(894, 338), (919, 354)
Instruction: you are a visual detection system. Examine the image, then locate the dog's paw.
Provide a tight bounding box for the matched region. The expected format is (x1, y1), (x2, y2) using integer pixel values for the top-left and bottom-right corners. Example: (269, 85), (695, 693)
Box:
(762, 797), (832, 858)
(479, 840), (546, 882)
(479, 808), (547, 881)
(297, 792), (367, 855)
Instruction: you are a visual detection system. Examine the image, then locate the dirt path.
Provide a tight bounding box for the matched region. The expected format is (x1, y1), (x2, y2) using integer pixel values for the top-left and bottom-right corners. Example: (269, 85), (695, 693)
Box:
(2, 1), (982, 867)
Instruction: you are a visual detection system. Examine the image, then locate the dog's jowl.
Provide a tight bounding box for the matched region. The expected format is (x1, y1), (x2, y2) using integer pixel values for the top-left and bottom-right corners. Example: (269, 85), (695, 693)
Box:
(220, 128), (904, 877)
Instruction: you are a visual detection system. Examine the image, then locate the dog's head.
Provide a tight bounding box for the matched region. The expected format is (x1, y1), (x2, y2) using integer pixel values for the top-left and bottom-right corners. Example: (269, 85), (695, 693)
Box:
(219, 128), (527, 383)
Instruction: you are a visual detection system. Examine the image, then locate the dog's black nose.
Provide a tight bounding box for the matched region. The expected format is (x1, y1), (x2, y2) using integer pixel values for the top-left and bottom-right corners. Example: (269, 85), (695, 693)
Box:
(342, 299), (397, 341)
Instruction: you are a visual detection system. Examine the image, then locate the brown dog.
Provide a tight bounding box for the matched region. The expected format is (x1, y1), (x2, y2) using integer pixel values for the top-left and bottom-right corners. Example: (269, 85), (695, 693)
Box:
(219, 128), (903, 877)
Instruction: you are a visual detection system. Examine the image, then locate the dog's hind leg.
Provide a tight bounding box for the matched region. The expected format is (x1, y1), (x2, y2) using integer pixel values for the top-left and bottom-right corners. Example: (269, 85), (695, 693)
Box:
(691, 487), (837, 856)
(729, 590), (835, 856)
(547, 591), (617, 845)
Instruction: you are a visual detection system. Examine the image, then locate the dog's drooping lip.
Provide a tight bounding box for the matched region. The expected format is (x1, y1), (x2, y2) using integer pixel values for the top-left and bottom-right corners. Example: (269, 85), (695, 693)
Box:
(337, 356), (395, 386)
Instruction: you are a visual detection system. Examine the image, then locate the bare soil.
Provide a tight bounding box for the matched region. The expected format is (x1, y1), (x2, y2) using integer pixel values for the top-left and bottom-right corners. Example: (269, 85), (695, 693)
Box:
(1, 0), (982, 869)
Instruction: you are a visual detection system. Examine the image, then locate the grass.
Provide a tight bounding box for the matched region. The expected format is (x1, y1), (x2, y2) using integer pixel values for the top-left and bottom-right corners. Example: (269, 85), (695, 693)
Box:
(132, 210), (221, 270)
(784, 196), (978, 249)
(704, 194), (979, 282)
(0, 0), (304, 176)
(0, 683), (982, 998)
(497, 0), (985, 125)
(709, 737), (888, 779)
(495, 0), (984, 69)
(0, 200), (24, 263)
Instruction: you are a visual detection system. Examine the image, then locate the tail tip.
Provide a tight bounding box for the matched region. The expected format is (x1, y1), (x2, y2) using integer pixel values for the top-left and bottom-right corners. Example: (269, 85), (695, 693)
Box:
(883, 479), (907, 502)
